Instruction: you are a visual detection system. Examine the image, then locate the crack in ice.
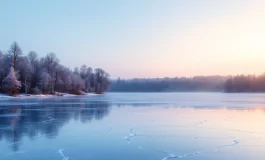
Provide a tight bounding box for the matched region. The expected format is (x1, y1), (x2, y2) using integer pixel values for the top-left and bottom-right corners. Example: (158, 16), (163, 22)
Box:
(162, 151), (200, 160)
(215, 140), (239, 152)
(58, 149), (69, 160)
(124, 129), (136, 144)
(195, 120), (208, 127)
(162, 153), (177, 160)
(42, 118), (56, 123)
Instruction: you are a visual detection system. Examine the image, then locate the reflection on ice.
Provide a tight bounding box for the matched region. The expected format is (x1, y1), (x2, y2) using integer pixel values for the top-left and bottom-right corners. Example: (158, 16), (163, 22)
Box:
(0, 100), (110, 152)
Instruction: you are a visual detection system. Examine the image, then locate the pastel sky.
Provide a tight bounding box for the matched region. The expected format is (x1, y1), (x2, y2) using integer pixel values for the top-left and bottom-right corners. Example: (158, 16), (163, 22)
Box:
(0, 0), (264, 78)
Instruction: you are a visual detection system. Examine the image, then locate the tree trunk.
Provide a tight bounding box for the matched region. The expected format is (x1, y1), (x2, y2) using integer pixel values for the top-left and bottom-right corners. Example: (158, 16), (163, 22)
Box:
(24, 76), (27, 94)
(54, 71), (58, 92)
(13, 56), (16, 70)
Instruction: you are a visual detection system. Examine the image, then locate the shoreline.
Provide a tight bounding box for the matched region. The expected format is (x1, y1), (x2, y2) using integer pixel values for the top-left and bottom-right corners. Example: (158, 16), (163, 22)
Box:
(0, 92), (99, 98)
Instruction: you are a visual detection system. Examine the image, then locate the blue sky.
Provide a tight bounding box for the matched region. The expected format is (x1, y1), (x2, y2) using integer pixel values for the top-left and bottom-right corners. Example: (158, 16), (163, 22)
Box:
(0, 0), (264, 78)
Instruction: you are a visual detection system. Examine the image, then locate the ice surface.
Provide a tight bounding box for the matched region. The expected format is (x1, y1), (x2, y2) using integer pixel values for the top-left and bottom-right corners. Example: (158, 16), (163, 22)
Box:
(0, 93), (265, 160)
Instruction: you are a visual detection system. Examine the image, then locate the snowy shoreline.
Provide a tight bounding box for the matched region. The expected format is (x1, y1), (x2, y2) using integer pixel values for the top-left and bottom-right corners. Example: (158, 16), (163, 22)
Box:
(0, 92), (98, 99)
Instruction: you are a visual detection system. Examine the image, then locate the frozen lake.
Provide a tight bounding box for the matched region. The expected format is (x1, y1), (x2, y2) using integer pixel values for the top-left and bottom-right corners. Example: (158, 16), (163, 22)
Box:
(0, 92), (265, 160)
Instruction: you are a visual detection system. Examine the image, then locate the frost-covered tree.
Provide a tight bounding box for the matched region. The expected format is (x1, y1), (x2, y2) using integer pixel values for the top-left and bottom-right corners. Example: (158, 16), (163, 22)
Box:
(43, 53), (59, 93)
(40, 72), (52, 94)
(0, 54), (10, 91)
(94, 68), (110, 93)
(0, 51), (4, 90)
(53, 65), (65, 92)
(74, 67), (80, 75)
(63, 75), (72, 92)
(70, 74), (85, 94)
(27, 51), (38, 64)
(17, 57), (33, 94)
(7, 42), (23, 70)
(79, 65), (93, 92)
(45, 52), (59, 75)
(27, 51), (41, 91)
(3, 67), (21, 95)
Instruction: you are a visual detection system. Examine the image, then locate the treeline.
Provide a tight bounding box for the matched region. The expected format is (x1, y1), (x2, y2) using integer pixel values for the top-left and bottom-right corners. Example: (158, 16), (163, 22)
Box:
(110, 76), (228, 92)
(0, 42), (110, 95)
(112, 74), (265, 93)
(224, 74), (265, 92)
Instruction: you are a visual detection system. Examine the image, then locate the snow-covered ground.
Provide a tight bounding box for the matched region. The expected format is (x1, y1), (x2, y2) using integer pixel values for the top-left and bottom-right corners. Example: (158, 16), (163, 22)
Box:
(0, 93), (11, 98)
(0, 92), (98, 99)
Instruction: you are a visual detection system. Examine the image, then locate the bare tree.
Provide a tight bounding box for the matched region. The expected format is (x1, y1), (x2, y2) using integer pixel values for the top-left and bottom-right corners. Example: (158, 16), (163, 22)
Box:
(94, 68), (110, 93)
(27, 51), (38, 64)
(7, 42), (23, 70)
(71, 74), (85, 94)
(40, 72), (52, 94)
(17, 57), (33, 94)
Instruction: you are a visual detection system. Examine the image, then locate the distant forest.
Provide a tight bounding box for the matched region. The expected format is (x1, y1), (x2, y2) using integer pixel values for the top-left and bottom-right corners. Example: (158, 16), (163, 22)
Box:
(224, 75), (265, 92)
(111, 74), (265, 93)
(0, 42), (110, 95)
(110, 76), (228, 92)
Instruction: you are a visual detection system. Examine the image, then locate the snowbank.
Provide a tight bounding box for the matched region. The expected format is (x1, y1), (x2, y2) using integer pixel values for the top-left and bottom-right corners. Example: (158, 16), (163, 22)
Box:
(0, 93), (12, 99)
(0, 92), (99, 99)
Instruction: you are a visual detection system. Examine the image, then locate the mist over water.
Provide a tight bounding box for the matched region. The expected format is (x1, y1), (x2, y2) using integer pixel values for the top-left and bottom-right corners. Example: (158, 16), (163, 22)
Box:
(0, 93), (265, 160)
